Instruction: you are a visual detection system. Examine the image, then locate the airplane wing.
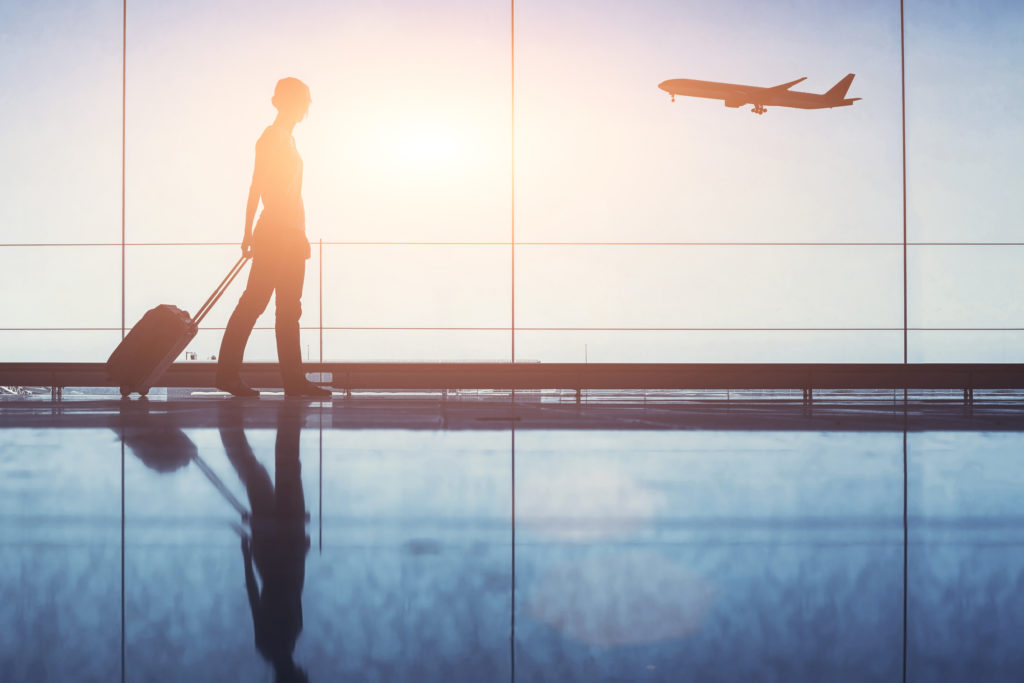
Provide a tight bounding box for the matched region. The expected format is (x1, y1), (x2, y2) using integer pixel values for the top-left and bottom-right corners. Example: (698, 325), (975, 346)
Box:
(720, 85), (755, 107)
(724, 79), (804, 107)
(768, 76), (807, 92)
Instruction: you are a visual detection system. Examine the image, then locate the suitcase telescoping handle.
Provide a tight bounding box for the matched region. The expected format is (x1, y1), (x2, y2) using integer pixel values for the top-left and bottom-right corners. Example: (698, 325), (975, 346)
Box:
(192, 255), (251, 326)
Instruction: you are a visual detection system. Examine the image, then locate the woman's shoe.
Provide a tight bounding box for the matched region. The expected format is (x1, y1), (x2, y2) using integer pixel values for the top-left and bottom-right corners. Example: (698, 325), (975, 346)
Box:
(284, 381), (332, 398)
(215, 373), (260, 398)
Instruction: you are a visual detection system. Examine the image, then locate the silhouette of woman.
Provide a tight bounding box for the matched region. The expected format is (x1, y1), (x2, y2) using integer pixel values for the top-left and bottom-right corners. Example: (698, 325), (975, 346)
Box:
(216, 77), (330, 398)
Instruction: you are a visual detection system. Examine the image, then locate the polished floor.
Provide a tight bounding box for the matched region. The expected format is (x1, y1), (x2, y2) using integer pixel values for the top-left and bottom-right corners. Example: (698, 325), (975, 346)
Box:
(2, 393), (1024, 682)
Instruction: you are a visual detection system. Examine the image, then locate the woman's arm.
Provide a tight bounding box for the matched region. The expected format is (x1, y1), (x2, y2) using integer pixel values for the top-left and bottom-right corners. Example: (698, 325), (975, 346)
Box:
(241, 145), (266, 257)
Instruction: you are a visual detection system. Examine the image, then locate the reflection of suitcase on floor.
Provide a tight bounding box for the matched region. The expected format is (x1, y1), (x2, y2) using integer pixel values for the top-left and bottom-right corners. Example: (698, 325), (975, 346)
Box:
(107, 256), (249, 397)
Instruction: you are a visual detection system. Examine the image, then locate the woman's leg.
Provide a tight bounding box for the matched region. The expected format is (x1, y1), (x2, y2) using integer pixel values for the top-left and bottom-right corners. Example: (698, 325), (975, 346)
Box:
(274, 249), (307, 389)
(217, 256), (275, 386)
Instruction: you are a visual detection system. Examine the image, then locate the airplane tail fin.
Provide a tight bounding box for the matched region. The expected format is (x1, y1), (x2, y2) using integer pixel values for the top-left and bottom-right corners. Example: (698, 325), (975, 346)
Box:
(825, 74), (856, 100)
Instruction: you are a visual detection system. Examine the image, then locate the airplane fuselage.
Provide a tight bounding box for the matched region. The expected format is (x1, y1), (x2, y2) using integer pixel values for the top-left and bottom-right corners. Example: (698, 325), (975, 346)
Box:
(658, 75), (859, 114)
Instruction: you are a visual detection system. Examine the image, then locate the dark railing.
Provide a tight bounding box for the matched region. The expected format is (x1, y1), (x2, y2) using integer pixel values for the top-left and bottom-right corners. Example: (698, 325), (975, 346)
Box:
(3, 362), (1024, 399)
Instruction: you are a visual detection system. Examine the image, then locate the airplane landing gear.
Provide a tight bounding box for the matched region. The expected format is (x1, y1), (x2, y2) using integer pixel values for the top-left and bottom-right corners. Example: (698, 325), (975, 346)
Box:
(670, 94), (675, 103)
(752, 104), (767, 115)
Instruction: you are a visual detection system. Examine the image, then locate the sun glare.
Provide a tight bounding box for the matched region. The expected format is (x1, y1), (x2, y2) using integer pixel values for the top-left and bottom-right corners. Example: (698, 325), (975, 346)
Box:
(399, 125), (461, 166)
(386, 120), (471, 171)
(333, 109), (492, 183)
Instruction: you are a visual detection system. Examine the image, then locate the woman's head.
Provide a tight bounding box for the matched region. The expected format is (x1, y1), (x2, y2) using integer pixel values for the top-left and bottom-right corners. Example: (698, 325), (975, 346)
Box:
(272, 77), (311, 122)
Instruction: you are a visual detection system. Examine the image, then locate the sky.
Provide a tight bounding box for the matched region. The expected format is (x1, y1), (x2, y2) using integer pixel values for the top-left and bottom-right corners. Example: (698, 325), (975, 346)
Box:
(1, 0), (1022, 363)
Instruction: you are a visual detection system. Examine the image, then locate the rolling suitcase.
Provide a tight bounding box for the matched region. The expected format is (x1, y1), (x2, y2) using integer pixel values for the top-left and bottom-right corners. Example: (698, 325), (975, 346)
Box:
(107, 256), (250, 397)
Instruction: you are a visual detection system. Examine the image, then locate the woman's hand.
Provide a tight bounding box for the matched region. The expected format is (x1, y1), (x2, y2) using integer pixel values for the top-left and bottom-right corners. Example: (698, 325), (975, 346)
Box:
(241, 234), (254, 258)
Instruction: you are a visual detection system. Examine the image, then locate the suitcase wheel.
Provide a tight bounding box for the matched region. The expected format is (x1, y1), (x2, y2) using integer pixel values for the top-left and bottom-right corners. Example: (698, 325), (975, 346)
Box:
(120, 386), (132, 398)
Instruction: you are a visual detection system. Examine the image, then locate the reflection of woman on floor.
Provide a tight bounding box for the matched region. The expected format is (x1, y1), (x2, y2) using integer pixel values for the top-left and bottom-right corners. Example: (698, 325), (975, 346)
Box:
(220, 402), (310, 683)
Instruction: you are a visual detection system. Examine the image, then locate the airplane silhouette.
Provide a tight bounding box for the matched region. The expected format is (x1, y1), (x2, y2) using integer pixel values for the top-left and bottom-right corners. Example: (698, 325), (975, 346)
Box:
(658, 74), (859, 115)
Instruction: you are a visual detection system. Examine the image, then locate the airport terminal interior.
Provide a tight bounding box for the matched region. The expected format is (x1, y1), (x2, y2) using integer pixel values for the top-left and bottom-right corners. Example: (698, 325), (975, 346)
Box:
(4, 1), (1024, 681)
